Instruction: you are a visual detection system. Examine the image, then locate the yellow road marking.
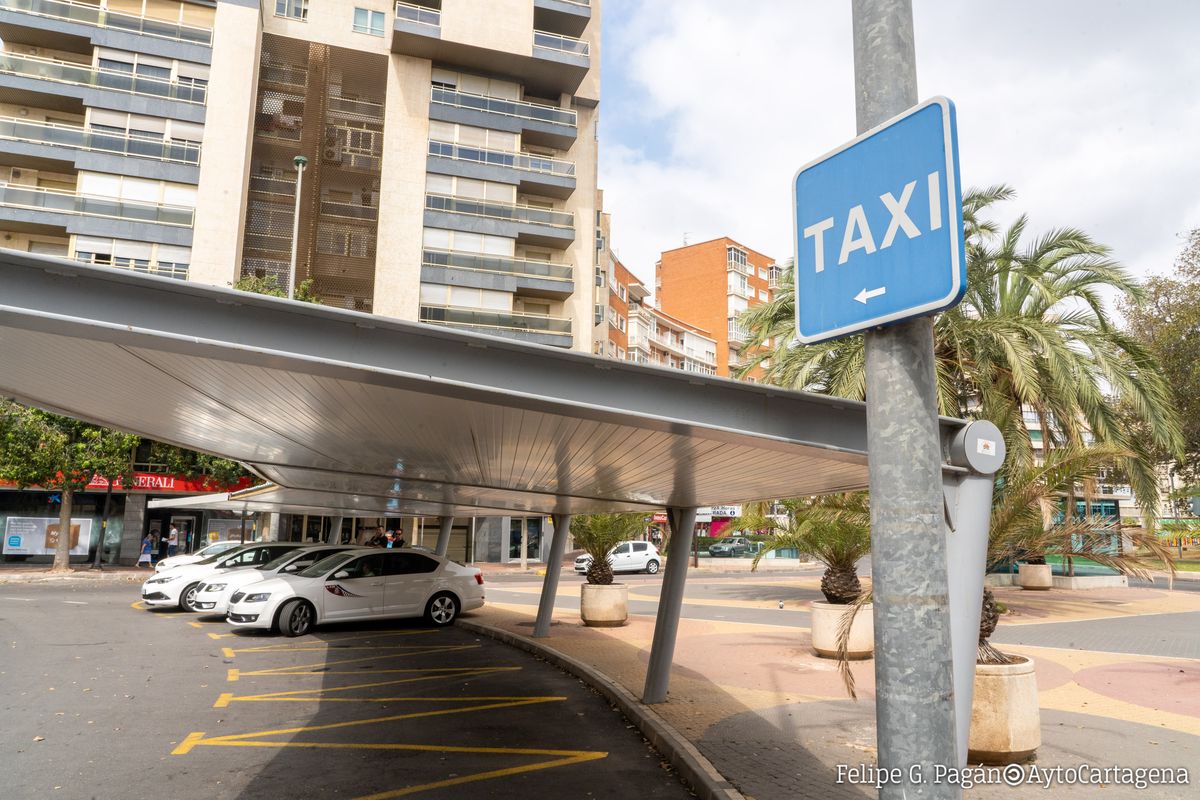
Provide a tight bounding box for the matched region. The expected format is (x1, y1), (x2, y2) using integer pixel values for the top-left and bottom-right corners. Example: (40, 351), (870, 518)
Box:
(188, 622), (203, 629)
(218, 667), (521, 701)
(227, 629), (439, 654)
(172, 731), (207, 755)
(222, 647), (236, 658)
(355, 752), (607, 800)
(229, 645), (480, 676)
(227, 669), (239, 682)
(207, 632), (236, 640)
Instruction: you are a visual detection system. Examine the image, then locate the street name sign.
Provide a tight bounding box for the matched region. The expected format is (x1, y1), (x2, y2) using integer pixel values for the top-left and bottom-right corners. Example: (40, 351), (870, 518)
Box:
(792, 96), (965, 344)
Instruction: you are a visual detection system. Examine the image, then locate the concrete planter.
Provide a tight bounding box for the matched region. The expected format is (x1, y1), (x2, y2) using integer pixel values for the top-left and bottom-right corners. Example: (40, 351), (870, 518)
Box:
(968, 656), (1041, 764)
(810, 600), (873, 659)
(580, 583), (628, 627)
(1017, 563), (1053, 591)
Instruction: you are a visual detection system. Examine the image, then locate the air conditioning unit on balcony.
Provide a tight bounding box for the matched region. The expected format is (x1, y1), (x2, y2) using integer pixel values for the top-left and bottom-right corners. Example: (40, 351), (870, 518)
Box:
(322, 146), (342, 163)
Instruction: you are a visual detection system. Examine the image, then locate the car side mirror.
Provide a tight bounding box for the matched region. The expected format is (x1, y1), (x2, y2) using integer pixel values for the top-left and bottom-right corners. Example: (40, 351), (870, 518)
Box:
(332, 570), (350, 580)
(282, 563), (298, 572)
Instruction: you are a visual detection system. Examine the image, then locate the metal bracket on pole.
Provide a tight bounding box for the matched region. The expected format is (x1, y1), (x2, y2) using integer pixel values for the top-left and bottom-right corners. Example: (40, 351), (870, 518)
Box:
(643, 506), (697, 704)
(943, 420), (1005, 766)
(435, 516), (452, 557)
(533, 513), (572, 638)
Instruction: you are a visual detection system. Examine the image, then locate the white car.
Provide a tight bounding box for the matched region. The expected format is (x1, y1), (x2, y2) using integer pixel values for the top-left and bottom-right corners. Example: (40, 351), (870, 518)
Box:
(574, 540), (661, 575)
(141, 543), (309, 610)
(191, 544), (363, 615)
(154, 540), (242, 572)
(227, 548), (485, 636)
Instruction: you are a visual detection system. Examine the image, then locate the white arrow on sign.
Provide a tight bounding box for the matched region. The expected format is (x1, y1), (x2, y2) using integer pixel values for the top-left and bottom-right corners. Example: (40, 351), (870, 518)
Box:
(854, 286), (887, 304)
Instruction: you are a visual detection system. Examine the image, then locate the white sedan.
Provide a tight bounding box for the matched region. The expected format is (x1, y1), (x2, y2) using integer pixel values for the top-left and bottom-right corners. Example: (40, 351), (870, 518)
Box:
(574, 540), (662, 575)
(227, 548), (485, 636)
(191, 544), (363, 615)
(141, 543), (309, 610)
(154, 540), (241, 572)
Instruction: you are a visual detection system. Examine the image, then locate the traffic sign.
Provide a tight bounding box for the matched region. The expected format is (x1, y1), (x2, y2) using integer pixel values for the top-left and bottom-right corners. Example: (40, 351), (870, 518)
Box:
(792, 96), (965, 344)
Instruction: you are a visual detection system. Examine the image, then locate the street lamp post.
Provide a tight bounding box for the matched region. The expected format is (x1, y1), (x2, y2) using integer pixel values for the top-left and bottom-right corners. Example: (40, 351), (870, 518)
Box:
(287, 154), (308, 301)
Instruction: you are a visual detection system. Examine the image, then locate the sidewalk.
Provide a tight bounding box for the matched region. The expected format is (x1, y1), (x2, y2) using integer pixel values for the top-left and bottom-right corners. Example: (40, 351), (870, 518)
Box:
(468, 576), (1200, 799)
(0, 565), (149, 583)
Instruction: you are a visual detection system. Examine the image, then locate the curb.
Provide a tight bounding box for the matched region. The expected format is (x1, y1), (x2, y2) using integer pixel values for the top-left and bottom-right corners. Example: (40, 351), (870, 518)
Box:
(458, 619), (745, 800)
(0, 571), (146, 584)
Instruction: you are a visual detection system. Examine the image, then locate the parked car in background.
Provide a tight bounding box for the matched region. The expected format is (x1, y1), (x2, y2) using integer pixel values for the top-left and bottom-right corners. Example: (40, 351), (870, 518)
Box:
(154, 540), (241, 572)
(140, 543), (309, 611)
(574, 540), (661, 575)
(226, 548), (485, 636)
(708, 537), (753, 557)
(190, 544), (364, 615)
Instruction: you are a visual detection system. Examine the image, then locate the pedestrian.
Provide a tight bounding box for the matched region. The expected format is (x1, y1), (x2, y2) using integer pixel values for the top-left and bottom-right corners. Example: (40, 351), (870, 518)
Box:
(385, 530), (396, 549)
(167, 524), (179, 557)
(137, 533), (153, 568)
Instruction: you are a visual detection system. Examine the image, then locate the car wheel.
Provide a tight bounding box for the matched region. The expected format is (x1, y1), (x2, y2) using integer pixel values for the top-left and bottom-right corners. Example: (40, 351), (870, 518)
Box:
(425, 592), (459, 627)
(278, 599), (313, 637)
(179, 582), (201, 612)
(645, 559), (660, 575)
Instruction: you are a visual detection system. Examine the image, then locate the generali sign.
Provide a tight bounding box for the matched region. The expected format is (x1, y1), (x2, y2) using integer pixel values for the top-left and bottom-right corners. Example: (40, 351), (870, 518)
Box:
(1, 473), (254, 494)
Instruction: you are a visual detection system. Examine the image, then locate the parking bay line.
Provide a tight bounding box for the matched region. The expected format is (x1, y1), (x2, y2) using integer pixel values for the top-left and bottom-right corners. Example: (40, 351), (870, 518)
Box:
(223, 644), (482, 679)
(223, 666), (521, 693)
(172, 733), (606, 800)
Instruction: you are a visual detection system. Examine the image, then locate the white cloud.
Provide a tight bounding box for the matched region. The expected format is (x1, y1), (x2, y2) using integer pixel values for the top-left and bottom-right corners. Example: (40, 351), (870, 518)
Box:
(600, 1), (1200, 289)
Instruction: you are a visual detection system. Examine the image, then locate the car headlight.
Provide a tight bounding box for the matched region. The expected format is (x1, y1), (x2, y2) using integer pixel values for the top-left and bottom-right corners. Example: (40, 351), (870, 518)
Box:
(147, 575), (181, 585)
(205, 583), (227, 592)
(243, 593), (271, 603)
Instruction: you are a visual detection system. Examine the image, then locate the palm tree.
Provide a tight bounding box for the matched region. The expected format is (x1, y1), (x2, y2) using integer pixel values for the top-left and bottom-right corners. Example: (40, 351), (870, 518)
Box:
(745, 493), (871, 603)
(571, 513), (645, 585)
(738, 186), (1182, 512)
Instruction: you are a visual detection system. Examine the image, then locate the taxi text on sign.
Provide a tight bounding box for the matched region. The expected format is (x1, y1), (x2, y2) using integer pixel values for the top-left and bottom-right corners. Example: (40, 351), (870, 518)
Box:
(792, 97), (966, 344)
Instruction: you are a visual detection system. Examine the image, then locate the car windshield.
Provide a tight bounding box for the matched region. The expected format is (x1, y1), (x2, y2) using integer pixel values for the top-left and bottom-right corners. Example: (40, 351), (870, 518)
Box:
(196, 546), (247, 565)
(297, 551), (356, 578)
(712, 539), (733, 545)
(258, 549), (304, 571)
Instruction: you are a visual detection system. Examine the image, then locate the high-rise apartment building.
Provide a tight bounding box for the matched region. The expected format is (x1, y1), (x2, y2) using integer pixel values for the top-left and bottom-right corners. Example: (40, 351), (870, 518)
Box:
(0, 0), (599, 351)
(656, 237), (780, 378)
(0, 0), (600, 563)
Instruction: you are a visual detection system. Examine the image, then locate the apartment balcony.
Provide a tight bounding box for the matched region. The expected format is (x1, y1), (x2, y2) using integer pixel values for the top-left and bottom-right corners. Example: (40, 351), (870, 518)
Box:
(423, 192), (574, 248)
(258, 62), (307, 90)
(0, 183), (193, 245)
(422, 247), (573, 299)
(534, 0), (591, 38)
(248, 175), (296, 197)
(0, 0), (212, 44)
(395, 8), (590, 97)
(727, 318), (750, 345)
(419, 304), (572, 348)
(0, 114), (199, 171)
(327, 94), (383, 123)
(768, 265), (782, 289)
(727, 280), (753, 299)
(427, 139), (575, 198)
(429, 87), (577, 150)
(0, 51), (206, 120)
(320, 198), (378, 223)
(74, 252), (188, 280)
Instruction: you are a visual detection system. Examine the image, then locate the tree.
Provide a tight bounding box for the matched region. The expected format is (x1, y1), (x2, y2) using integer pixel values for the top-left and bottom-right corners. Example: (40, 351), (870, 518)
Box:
(745, 493), (871, 603)
(570, 513), (644, 585)
(738, 186), (1182, 513)
(0, 400), (138, 571)
(233, 274), (322, 304)
(1121, 228), (1200, 497)
(148, 442), (249, 491)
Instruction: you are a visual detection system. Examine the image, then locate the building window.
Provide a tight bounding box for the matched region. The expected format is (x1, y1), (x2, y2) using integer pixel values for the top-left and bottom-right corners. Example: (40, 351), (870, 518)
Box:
(727, 245), (749, 274)
(758, 289), (768, 302)
(617, 314), (626, 332)
(353, 8), (386, 36)
(594, 267), (606, 288)
(617, 346), (626, 359)
(275, 0), (308, 21)
(594, 304), (604, 326)
(617, 284), (627, 301)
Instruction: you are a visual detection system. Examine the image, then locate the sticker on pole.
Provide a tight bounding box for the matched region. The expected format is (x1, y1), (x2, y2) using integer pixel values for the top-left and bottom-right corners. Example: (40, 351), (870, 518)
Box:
(792, 97), (966, 344)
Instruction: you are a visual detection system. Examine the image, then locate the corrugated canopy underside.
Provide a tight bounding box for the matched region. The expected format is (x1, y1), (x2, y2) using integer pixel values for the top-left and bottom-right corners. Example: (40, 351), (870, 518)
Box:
(0, 251), (928, 518)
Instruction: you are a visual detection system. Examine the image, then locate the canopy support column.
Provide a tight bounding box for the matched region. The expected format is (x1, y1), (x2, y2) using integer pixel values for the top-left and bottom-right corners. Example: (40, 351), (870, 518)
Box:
(327, 516), (343, 544)
(643, 506), (696, 704)
(435, 516), (453, 556)
(533, 514), (571, 638)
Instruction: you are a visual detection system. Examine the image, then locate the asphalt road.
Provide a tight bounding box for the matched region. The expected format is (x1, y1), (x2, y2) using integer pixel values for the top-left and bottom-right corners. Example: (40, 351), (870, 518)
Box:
(0, 583), (695, 800)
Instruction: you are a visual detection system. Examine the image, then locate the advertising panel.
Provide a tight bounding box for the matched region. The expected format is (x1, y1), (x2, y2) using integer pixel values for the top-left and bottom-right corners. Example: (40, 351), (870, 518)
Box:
(3, 517), (94, 556)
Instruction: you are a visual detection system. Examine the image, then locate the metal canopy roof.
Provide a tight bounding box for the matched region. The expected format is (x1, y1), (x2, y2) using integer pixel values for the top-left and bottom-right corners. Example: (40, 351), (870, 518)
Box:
(0, 250), (965, 516)
(145, 483), (475, 518)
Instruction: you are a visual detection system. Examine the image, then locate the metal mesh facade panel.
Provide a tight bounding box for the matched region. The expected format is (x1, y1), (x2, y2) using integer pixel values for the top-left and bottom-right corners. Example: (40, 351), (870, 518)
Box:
(239, 34), (386, 311)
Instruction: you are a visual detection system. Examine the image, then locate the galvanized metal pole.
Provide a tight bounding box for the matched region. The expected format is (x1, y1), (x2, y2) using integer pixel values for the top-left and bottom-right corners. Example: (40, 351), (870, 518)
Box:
(435, 515), (452, 556)
(287, 155), (307, 301)
(853, 1), (960, 796)
(533, 513), (571, 638)
(328, 515), (343, 544)
(642, 506), (696, 704)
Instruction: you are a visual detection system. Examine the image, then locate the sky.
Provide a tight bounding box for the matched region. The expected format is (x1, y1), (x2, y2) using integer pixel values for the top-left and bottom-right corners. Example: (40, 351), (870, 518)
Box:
(597, 1), (1200, 290)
